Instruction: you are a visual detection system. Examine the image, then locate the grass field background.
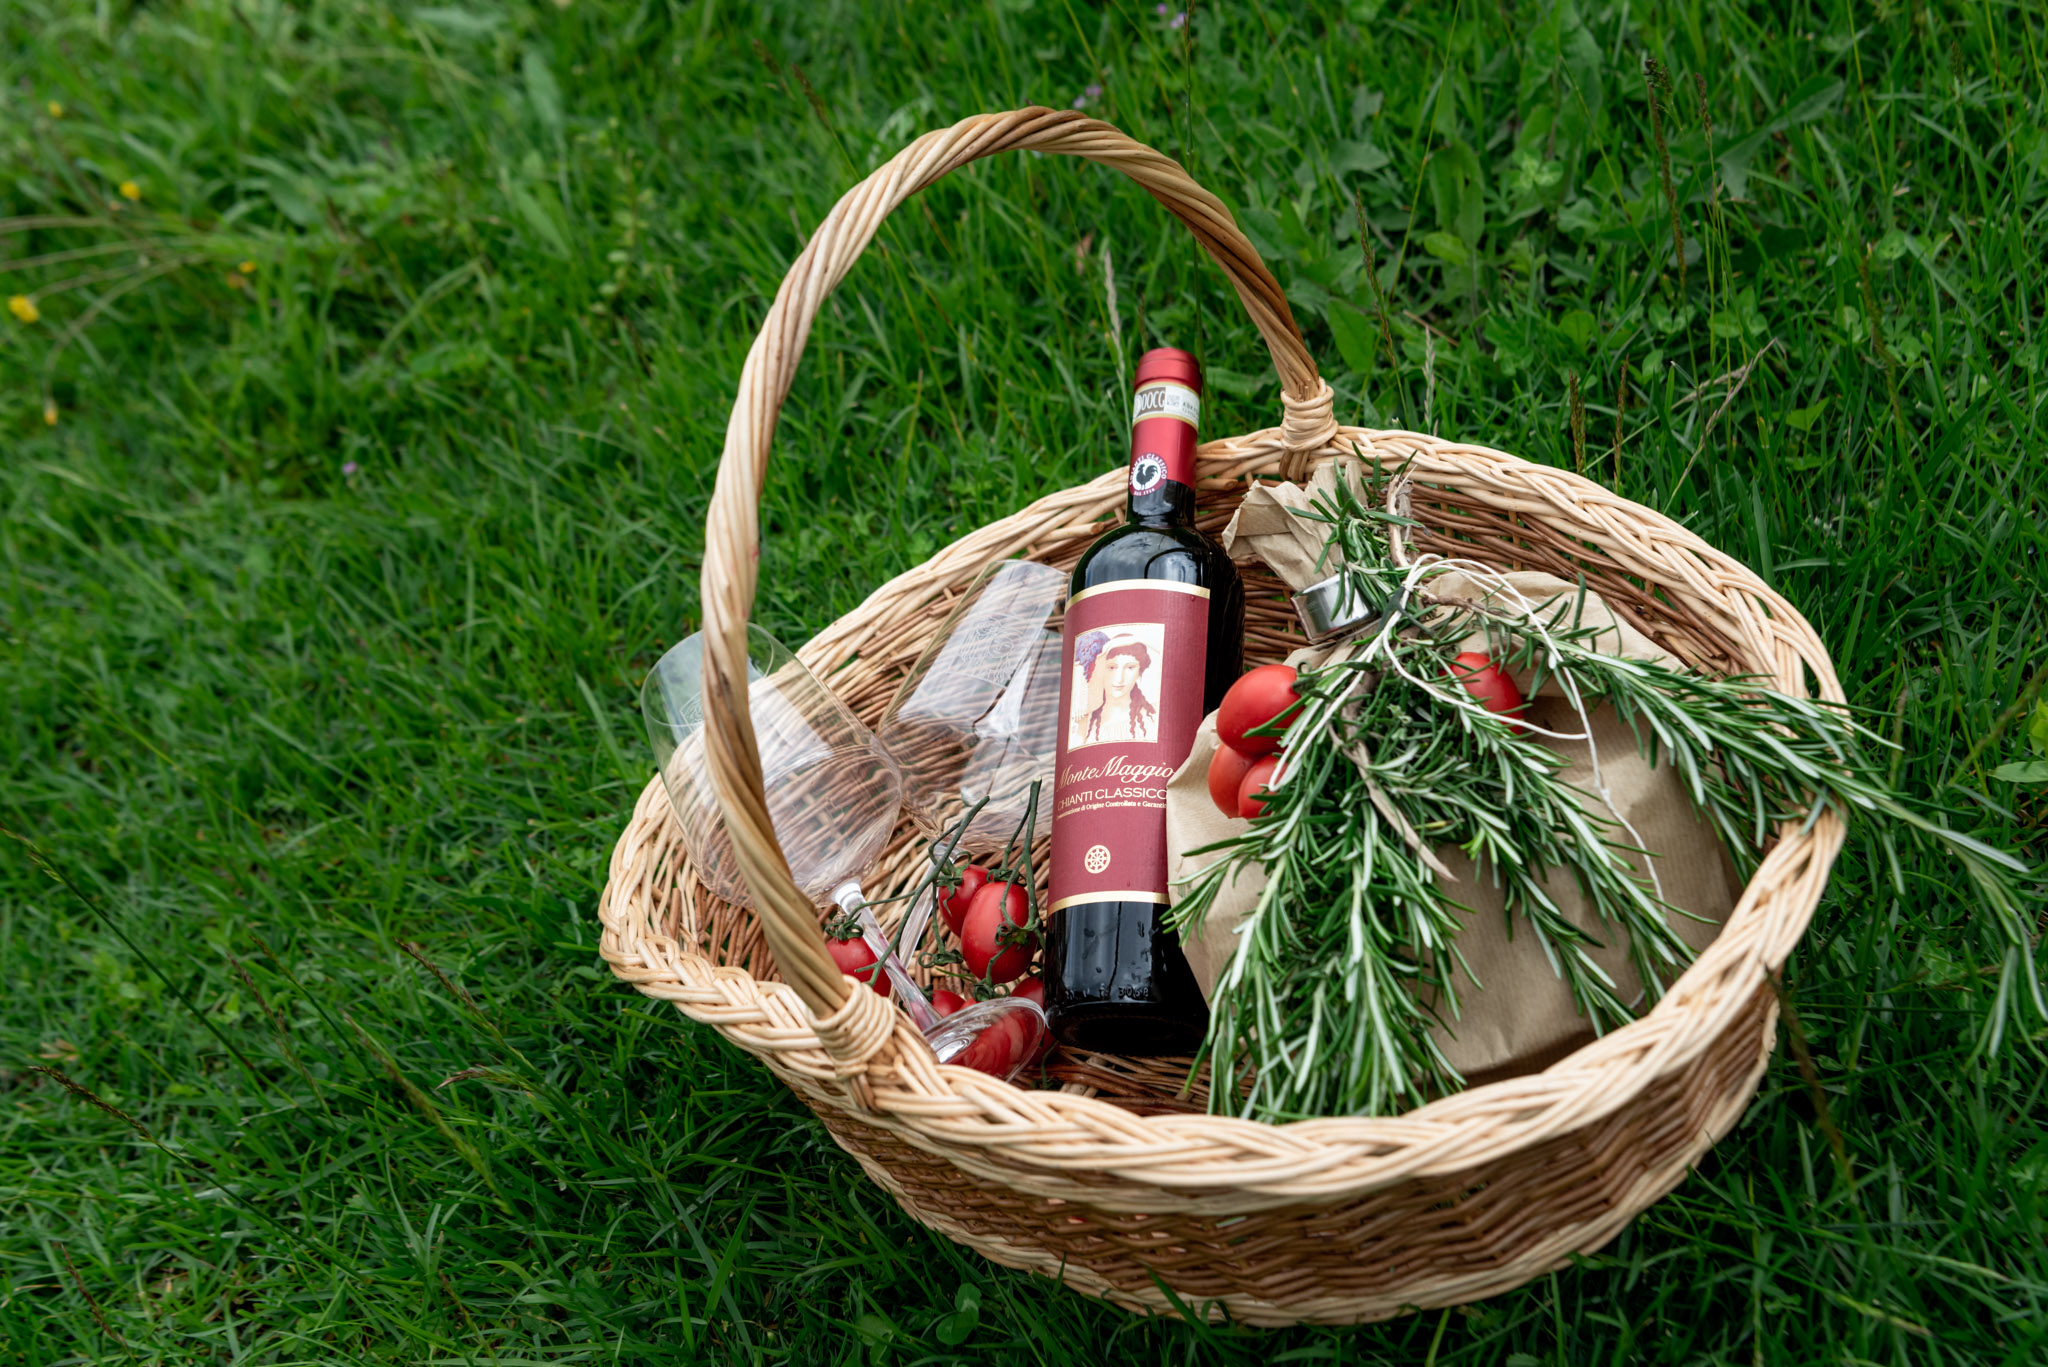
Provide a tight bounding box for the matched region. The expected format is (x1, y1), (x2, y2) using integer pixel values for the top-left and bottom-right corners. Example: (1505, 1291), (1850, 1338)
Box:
(4, 0), (2046, 1361)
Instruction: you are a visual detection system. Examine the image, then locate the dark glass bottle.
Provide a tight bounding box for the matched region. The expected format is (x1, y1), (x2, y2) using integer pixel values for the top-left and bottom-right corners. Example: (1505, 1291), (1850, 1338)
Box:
(1044, 348), (1244, 1056)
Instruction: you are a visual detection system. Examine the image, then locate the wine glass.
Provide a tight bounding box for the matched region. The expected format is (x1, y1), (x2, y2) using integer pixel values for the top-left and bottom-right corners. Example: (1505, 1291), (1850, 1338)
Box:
(877, 559), (1067, 966)
(642, 624), (1046, 1075)
(642, 625), (903, 908)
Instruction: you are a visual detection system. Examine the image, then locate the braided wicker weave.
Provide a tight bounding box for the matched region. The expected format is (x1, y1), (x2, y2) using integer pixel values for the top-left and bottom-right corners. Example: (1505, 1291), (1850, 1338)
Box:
(597, 108), (1845, 1325)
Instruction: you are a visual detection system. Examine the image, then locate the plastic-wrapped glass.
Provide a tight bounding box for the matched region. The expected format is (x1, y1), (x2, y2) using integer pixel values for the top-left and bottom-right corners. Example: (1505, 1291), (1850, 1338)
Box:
(876, 560), (1065, 987)
(642, 625), (1049, 1081)
(642, 625), (902, 908)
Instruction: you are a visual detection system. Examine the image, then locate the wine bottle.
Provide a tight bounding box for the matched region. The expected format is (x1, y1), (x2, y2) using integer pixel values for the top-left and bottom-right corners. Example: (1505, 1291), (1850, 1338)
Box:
(1044, 347), (1244, 1055)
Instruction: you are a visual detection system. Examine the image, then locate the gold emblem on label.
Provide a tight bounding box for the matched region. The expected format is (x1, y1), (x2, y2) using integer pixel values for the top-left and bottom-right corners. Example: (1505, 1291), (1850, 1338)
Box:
(1083, 844), (1112, 874)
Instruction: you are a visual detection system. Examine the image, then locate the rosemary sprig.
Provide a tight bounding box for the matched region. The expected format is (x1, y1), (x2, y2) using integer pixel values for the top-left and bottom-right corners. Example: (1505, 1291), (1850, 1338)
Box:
(1170, 475), (2045, 1121)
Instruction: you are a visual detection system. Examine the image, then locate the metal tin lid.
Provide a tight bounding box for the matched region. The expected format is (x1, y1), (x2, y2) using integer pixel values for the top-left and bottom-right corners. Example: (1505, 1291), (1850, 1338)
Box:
(1292, 573), (1384, 641)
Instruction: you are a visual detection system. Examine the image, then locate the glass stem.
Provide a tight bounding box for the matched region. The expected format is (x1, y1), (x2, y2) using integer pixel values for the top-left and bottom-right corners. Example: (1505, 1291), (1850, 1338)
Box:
(832, 882), (942, 1033)
(896, 870), (939, 965)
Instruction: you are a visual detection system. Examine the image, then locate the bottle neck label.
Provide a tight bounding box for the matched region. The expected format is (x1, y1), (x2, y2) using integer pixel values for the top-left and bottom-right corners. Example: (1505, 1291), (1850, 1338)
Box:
(1129, 380), (1200, 497)
(1049, 581), (1212, 916)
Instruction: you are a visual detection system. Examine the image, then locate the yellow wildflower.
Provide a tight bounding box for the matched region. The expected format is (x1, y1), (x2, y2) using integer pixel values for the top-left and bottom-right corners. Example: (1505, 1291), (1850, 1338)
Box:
(47, 101), (63, 118)
(8, 295), (39, 325)
(44, 400), (59, 426)
(239, 260), (256, 274)
(119, 180), (141, 201)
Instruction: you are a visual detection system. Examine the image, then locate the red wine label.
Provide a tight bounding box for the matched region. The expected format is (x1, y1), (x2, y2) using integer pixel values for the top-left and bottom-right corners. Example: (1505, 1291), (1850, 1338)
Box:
(1130, 380), (1200, 492)
(1050, 582), (1211, 914)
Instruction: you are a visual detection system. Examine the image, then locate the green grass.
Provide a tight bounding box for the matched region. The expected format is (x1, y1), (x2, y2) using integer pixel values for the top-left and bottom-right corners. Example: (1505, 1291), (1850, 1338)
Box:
(3, 0), (2045, 1361)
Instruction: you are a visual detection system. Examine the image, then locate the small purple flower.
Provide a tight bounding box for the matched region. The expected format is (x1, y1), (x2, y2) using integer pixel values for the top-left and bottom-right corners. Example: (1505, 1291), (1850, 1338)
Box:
(1155, 2), (1168, 12)
(1072, 94), (1087, 108)
(342, 461), (360, 476)
(1085, 82), (1102, 98)
(1170, 10), (1187, 28)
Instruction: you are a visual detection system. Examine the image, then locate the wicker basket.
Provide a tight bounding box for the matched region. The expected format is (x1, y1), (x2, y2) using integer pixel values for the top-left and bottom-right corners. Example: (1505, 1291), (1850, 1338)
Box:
(597, 108), (1846, 1326)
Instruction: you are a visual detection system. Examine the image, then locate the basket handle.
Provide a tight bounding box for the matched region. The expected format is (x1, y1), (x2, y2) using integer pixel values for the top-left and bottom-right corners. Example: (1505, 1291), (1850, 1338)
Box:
(699, 107), (1328, 1047)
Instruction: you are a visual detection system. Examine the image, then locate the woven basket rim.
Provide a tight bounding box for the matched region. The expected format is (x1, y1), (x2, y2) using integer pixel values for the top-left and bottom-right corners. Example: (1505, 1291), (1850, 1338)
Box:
(598, 421), (1846, 1200)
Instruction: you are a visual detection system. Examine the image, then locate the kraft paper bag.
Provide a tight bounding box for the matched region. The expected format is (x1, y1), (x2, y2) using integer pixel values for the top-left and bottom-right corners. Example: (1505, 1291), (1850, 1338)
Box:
(1167, 571), (1738, 1082)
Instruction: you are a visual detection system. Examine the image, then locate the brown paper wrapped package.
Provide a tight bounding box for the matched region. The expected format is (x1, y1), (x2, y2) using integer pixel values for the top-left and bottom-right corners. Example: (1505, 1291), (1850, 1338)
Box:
(1168, 570), (1739, 1083)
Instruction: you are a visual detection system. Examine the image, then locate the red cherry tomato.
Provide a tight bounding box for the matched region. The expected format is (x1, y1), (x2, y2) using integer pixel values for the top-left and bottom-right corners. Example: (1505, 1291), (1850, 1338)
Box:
(951, 1015), (1023, 1076)
(961, 881), (1035, 984)
(1010, 976), (1046, 1007)
(825, 935), (891, 997)
(1009, 1005), (1052, 1068)
(948, 1001), (1052, 1078)
(1448, 651), (1528, 732)
(992, 1009), (1032, 1061)
(1207, 741), (1259, 817)
(1237, 754), (1283, 819)
(931, 988), (968, 1017)
(939, 864), (989, 937)
(1217, 665), (1300, 756)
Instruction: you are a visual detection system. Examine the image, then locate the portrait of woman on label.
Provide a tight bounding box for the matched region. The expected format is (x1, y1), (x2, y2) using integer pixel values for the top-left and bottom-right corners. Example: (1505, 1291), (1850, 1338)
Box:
(1069, 624), (1165, 750)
